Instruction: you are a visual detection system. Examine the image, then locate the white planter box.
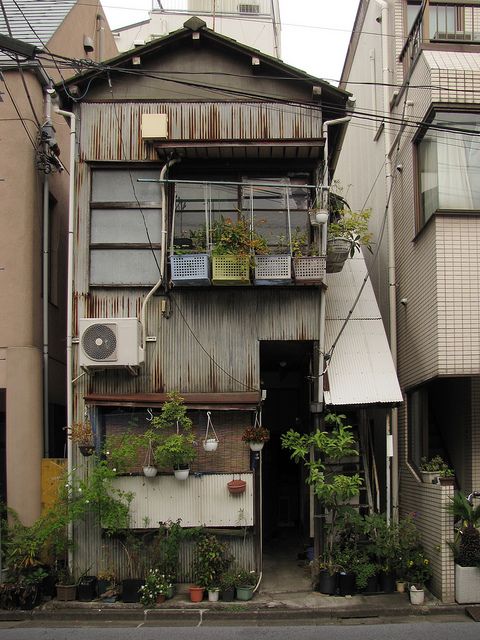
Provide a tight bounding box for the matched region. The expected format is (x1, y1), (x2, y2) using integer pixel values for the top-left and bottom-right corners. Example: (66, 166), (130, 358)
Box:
(253, 255), (292, 285)
(455, 564), (480, 603)
(170, 254), (210, 286)
(293, 256), (326, 284)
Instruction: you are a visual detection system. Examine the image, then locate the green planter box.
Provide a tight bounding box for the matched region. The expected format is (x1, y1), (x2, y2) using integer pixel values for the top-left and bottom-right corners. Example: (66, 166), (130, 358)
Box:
(212, 255), (250, 285)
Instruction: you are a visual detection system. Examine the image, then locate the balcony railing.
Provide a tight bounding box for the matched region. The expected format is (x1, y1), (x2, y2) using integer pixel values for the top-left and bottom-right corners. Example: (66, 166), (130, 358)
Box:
(400, 1), (480, 77)
(155, 0), (271, 17)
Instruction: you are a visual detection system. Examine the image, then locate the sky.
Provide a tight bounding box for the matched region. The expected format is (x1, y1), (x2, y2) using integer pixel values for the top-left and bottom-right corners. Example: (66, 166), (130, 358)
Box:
(101, 1), (360, 85)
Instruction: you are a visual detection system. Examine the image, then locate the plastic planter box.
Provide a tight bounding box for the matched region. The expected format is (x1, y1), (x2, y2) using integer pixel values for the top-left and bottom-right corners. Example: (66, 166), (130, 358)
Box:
(293, 256), (326, 284)
(455, 564), (480, 603)
(326, 238), (351, 274)
(170, 254), (210, 286)
(253, 255), (292, 285)
(212, 255), (250, 285)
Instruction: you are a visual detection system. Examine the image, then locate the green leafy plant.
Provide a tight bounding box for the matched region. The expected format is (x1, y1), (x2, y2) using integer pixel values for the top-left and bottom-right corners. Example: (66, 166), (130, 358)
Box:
(289, 227), (318, 257)
(67, 421), (94, 447)
(420, 455), (448, 473)
(147, 392), (196, 470)
(328, 209), (373, 257)
(233, 567), (258, 587)
(448, 493), (480, 567)
(403, 549), (432, 587)
(281, 413), (362, 565)
(211, 216), (268, 256)
(192, 534), (233, 589)
(104, 431), (144, 474)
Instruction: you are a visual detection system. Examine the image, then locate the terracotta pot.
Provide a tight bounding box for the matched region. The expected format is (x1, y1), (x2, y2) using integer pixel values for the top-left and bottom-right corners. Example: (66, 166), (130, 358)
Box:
(156, 593), (166, 604)
(227, 479), (246, 495)
(189, 585), (204, 602)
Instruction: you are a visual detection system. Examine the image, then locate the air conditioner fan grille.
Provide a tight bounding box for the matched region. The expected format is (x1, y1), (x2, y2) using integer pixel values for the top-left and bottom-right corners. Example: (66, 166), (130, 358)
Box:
(82, 324), (117, 360)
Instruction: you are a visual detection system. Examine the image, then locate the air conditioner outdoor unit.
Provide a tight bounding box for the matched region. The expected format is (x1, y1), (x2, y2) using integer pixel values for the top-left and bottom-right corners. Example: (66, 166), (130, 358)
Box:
(79, 318), (144, 369)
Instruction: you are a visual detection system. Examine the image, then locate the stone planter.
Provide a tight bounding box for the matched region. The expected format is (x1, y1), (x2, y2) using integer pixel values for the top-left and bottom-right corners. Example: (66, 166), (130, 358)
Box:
(455, 564), (480, 603)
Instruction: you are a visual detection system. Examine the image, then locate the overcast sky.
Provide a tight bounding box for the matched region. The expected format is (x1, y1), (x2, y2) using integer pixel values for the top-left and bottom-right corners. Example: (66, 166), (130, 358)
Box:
(101, 1), (360, 84)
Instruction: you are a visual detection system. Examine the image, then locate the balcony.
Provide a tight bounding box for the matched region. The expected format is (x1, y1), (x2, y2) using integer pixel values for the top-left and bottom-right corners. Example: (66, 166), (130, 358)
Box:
(400, 1), (480, 77)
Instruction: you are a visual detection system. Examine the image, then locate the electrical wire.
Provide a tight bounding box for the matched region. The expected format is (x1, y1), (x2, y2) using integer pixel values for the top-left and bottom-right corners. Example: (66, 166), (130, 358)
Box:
(0, 73), (37, 149)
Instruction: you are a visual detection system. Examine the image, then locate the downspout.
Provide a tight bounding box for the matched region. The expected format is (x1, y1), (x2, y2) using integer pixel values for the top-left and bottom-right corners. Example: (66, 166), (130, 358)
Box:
(42, 87), (52, 456)
(375, 0), (398, 524)
(140, 158), (179, 350)
(96, 13), (104, 62)
(55, 107), (76, 565)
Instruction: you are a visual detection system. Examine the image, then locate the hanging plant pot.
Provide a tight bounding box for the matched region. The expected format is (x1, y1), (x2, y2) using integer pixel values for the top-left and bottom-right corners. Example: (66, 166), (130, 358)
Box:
(173, 466), (190, 481)
(143, 465), (158, 478)
(79, 445), (94, 457)
(227, 479), (247, 495)
(326, 237), (351, 273)
(249, 442), (264, 452)
(203, 438), (218, 452)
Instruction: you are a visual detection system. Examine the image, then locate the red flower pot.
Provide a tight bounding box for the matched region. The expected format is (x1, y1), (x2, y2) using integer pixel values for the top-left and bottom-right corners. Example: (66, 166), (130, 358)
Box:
(189, 585), (204, 602)
(227, 479), (246, 495)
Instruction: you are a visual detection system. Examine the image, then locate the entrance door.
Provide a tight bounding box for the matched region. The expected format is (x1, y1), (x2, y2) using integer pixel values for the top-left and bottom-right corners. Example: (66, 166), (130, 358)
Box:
(259, 341), (313, 568)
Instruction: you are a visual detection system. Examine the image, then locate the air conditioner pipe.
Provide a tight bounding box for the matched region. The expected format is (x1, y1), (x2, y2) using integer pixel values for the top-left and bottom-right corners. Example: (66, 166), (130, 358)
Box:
(140, 158), (180, 350)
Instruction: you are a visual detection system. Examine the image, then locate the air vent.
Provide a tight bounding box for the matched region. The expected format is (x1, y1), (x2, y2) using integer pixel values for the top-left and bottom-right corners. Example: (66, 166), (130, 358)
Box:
(81, 323), (117, 361)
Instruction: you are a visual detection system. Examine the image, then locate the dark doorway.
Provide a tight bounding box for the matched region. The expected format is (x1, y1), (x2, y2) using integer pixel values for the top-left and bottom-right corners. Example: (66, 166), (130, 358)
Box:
(259, 341), (313, 566)
(0, 389), (5, 505)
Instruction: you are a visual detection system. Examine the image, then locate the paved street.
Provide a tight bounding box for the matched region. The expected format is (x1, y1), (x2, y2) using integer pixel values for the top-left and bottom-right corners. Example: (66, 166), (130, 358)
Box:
(0, 617), (477, 640)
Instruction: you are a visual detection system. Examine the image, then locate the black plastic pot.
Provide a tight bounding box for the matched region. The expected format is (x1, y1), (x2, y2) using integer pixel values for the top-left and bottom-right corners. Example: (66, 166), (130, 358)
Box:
(362, 573), (379, 594)
(221, 586), (235, 602)
(78, 576), (98, 601)
(379, 571), (396, 594)
(316, 570), (338, 595)
(338, 572), (356, 596)
(121, 578), (144, 603)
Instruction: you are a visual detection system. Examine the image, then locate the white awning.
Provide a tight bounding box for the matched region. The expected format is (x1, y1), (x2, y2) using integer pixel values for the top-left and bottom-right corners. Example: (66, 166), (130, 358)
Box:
(324, 254), (403, 407)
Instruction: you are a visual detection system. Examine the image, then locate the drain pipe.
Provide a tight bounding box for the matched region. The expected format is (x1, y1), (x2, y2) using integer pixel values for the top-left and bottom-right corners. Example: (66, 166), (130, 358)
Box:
(375, 0), (398, 524)
(42, 88), (52, 456)
(55, 106), (76, 568)
(140, 158), (179, 350)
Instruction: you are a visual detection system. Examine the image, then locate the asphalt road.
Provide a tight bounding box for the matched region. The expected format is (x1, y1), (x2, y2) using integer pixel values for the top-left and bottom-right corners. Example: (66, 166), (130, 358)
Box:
(0, 618), (477, 640)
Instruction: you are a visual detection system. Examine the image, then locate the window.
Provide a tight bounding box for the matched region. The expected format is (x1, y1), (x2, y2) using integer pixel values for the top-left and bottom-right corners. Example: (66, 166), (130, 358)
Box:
(238, 3), (260, 14)
(407, 386), (428, 470)
(417, 112), (480, 226)
(90, 169), (162, 286)
(48, 196), (59, 305)
(407, 1), (466, 39)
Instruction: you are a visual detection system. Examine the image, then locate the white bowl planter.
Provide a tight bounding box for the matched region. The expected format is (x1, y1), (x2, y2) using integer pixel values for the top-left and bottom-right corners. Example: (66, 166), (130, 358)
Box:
(173, 468), (190, 481)
(420, 470), (440, 484)
(143, 465), (158, 478)
(249, 442), (264, 452)
(455, 564), (480, 603)
(203, 438), (218, 452)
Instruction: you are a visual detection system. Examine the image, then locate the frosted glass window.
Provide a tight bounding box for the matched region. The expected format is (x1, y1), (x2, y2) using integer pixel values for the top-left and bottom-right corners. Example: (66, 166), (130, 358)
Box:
(90, 249), (161, 286)
(91, 169), (161, 203)
(91, 209), (162, 244)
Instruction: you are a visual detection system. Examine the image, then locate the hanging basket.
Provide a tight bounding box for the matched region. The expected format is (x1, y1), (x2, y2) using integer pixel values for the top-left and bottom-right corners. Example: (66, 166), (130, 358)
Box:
(227, 479), (247, 495)
(202, 411), (219, 452)
(143, 465), (158, 478)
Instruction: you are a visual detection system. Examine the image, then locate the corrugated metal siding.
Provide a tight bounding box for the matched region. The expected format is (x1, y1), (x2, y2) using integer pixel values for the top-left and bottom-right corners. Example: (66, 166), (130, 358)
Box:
(324, 255), (402, 406)
(79, 102), (323, 161)
(73, 520), (255, 582)
(112, 473), (254, 528)
(73, 288), (321, 395)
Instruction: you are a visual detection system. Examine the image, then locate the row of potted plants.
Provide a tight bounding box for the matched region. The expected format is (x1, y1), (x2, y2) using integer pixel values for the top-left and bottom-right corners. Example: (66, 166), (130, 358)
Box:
(169, 209), (372, 287)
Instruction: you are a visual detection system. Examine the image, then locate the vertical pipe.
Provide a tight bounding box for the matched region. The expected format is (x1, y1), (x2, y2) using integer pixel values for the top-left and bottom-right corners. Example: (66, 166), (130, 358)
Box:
(55, 107), (76, 567)
(97, 14), (105, 62)
(42, 89), (51, 457)
(375, 0), (399, 524)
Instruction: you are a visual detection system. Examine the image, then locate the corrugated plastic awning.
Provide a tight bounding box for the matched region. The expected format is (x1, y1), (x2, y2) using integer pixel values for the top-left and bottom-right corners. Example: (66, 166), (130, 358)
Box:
(324, 254), (403, 407)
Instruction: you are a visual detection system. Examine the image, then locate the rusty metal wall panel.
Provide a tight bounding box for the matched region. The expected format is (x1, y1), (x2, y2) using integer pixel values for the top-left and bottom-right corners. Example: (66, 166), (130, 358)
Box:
(75, 289), (320, 395)
(79, 102), (323, 161)
(112, 473), (254, 528)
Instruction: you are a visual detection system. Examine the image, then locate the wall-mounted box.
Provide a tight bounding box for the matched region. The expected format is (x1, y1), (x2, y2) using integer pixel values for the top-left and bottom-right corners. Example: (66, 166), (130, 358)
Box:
(141, 113), (168, 140)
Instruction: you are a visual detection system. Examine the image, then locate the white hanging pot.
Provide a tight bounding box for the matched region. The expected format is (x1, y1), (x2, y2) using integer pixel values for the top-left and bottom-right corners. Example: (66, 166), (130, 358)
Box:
(249, 442), (264, 452)
(174, 467), (190, 481)
(203, 438), (218, 452)
(143, 465), (158, 478)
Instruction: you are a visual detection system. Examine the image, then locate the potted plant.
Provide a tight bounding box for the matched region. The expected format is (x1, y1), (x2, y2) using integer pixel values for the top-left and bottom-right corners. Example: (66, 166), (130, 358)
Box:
(139, 569), (172, 606)
(55, 567), (77, 601)
(281, 413), (362, 590)
(314, 556), (339, 595)
(253, 233), (292, 286)
(289, 227), (326, 284)
(192, 534), (233, 600)
(234, 568), (258, 601)
(404, 548), (431, 604)
(439, 466), (455, 486)
(97, 569), (116, 597)
(211, 215), (268, 285)
(419, 455), (447, 484)
(67, 420), (95, 456)
(326, 208), (372, 274)
(170, 231), (211, 287)
(148, 392), (196, 480)
(448, 492), (480, 603)
(219, 570), (236, 601)
(242, 425), (270, 452)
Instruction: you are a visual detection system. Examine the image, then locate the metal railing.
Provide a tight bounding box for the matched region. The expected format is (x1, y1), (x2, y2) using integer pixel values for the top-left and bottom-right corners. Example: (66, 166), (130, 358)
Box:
(156, 0), (271, 16)
(400, 1), (480, 77)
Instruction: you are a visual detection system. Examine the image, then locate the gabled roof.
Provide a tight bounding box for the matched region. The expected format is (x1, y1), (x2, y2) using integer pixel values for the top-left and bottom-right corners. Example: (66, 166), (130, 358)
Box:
(0, 0), (76, 48)
(58, 16), (350, 107)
